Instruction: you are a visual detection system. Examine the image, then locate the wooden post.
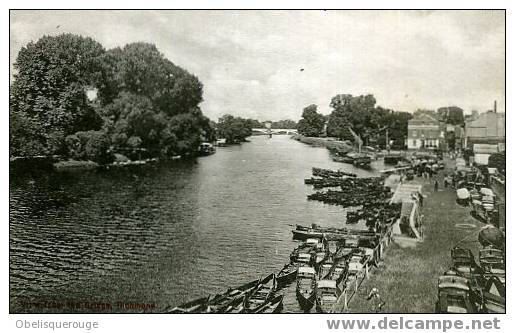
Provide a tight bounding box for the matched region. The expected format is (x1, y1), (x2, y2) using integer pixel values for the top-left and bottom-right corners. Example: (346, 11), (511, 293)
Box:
(343, 290), (348, 310)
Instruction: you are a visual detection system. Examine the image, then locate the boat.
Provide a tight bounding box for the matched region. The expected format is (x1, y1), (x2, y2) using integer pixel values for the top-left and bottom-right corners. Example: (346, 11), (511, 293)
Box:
(456, 188), (470, 205)
(450, 247), (481, 277)
(346, 252), (366, 283)
(277, 262), (298, 288)
(314, 242), (328, 266)
(290, 239), (318, 263)
(479, 248), (505, 284)
(332, 155), (354, 163)
(435, 275), (478, 313)
(244, 274), (276, 313)
(327, 257), (348, 288)
(166, 296), (210, 313)
(198, 142), (215, 156)
(318, 256), (334, 279)
(384, 154), (406, 165)
(349, 153), (372, 167)
(224, 295), (246, 313)
(296, 266), (317, 310)
(168, 279), (260, 313)
(292, 224), (376, 241)
(327, 240), (340, 255)
(316, 279), (340, 313)
(480, 188), (495, 197)
(255, 294), (284, 314)
(207, 279), (261, 313)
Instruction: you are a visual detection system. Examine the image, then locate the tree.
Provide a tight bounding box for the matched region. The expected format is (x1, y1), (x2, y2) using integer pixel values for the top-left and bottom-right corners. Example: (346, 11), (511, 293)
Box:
(297, 104), (325, 137)
(437, 106), (464, 125)
(65, 130), (113, 164)
(216, 114), (253, 144)
(326, 94), (376, 139)
(488, 151), (505, 175)
(10, 34), (105, 156)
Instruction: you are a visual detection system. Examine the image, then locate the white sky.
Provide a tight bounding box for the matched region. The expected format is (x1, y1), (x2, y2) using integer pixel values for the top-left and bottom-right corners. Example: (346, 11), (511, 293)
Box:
(10, 10), (505, 121)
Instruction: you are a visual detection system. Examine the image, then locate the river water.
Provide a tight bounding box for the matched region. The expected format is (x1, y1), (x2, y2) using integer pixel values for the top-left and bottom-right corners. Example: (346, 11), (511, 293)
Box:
(9, 135), (382, 313)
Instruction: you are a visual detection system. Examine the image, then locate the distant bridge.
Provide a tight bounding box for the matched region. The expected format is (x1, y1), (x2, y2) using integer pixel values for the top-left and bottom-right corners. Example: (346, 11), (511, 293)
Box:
(252, 128), (298, 135)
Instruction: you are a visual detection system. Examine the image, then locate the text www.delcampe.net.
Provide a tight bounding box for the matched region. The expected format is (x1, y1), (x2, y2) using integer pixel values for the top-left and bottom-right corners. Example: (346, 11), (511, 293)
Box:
(326, 317), (502, 332)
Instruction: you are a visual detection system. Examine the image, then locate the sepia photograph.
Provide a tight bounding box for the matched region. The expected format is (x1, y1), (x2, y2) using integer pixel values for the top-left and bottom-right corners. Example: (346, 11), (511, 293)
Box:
(8, 8), (506, 321)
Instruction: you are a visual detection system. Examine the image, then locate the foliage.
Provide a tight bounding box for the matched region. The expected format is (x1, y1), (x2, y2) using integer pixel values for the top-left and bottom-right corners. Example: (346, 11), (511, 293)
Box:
(437, 106), (464, 125)
(65, 131), (113, 164)
(269, 119), (297, 129)
(10, 35), (215, 162)
(324, 94), (410, 148)
(297, 104), (326, 137)
(216, 114), (253, 144)
(10, 34), (105, 156)
(326, 94), (376, 139)
(488, 151), (505, 175)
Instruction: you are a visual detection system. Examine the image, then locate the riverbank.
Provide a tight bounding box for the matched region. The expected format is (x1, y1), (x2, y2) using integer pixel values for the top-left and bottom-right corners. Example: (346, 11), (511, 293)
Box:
(345, 158), (485, 313)
(291, 134), (354, 151)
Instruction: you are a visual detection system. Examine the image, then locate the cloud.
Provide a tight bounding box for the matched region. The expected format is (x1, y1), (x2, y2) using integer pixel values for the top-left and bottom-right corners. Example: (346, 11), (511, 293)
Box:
(10, 10), (505, 121)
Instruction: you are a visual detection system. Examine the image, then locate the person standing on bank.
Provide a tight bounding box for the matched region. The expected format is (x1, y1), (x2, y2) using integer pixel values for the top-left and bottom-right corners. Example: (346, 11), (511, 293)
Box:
(434, 179), (439, 192)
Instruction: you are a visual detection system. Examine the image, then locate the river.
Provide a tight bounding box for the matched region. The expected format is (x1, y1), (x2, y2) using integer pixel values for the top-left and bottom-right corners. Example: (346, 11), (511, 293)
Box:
(9, 135), (383, 313)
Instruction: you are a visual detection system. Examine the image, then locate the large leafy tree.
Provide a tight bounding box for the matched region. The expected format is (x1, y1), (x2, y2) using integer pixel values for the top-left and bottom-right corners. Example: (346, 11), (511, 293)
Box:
(437, 106), (464, 125)
(297, 104), (325, 137)
(10, 34), (105, 156)
(216, 115), (253, 144)
(326, 94), (376, 139)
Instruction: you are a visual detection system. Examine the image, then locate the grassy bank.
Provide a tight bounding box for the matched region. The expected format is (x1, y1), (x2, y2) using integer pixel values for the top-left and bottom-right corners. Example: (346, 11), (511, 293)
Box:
(344, 158), (485, 313)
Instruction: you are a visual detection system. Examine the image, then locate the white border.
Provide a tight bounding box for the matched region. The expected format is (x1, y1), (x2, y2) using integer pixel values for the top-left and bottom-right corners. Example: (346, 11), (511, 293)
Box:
(3, 2), (512, 333)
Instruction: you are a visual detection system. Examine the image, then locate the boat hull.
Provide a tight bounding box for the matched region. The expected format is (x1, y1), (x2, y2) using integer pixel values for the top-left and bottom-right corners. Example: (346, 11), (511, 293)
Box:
(296, 289), (316, 310)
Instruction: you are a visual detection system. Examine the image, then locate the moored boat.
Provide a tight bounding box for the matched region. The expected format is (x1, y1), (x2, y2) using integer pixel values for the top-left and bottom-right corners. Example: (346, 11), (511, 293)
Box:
(456, 188), (470, 205)
(316, 279), (340, 313)
(244, 274), (276, 313)
(435, 275), (477, 313)
(296, 266), (317, 310)
(166, 296), (209, 313)
(277, 262), (298, 288)
(255, 294), (284, 314)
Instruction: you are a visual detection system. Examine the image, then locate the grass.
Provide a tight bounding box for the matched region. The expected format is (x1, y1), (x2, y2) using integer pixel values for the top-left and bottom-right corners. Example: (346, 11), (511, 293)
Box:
(345, 159), (486, 313)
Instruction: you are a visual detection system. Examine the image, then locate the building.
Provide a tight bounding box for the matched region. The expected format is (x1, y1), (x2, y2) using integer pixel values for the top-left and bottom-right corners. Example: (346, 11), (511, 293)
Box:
(464, 111), (505, 149)
(406, 113), (445, 150)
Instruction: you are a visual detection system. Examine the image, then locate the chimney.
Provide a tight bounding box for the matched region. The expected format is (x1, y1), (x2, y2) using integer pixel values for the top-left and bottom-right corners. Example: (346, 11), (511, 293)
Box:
(494, 100), (497, 113)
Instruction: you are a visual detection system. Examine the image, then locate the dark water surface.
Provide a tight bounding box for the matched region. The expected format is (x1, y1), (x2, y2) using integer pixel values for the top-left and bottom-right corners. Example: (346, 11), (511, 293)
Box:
(10, 135), (381, 313)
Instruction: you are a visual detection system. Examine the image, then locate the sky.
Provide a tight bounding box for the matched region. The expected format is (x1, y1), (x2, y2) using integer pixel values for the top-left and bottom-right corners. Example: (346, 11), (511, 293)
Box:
(10, 10), (505, 121)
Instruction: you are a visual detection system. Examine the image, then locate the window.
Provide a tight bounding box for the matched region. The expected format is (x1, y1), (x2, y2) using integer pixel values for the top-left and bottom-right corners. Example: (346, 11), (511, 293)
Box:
(412, 140), (417, 147)
(412, 130), (417, 137)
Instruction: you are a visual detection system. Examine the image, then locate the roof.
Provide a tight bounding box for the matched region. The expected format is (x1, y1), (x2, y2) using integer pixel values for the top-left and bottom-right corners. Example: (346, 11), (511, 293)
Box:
(298, 266), (316, 275)
(318, 280), (337, 289)
(409, 113), (440, 125)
